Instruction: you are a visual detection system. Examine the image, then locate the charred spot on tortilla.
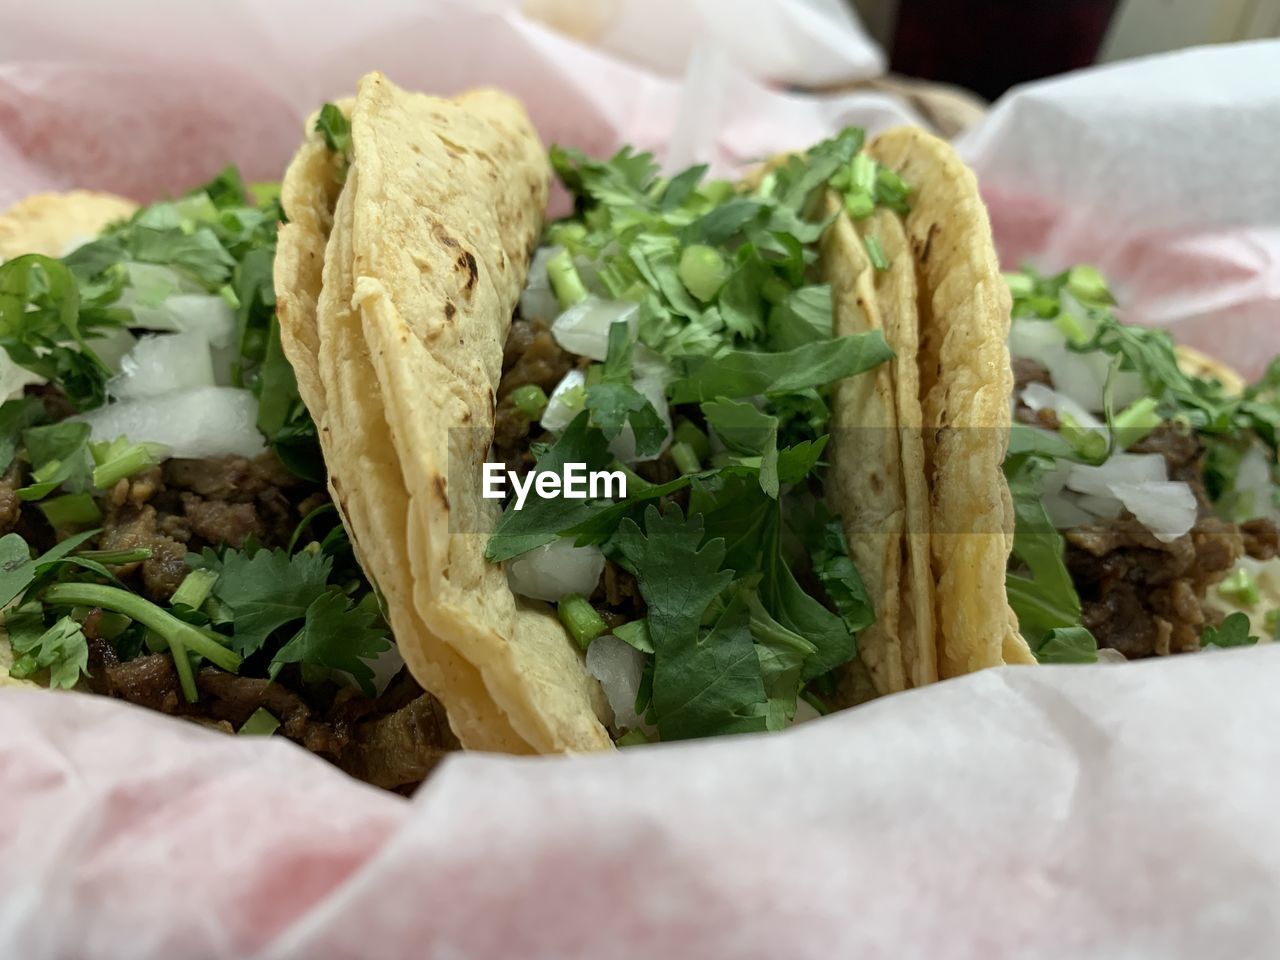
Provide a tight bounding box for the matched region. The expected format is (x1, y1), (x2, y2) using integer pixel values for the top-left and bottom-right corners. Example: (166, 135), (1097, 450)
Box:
(919, 223), (938, 264)
(445, 301), (457, 320)
(433, 222), (460, 249)
(433, 474), (450, 509)
(457, 250), (479, 292)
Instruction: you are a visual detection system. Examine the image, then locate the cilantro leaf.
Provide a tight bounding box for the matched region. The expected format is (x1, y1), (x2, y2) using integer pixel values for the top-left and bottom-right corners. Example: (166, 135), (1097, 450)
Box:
(701, 397), (780, 497)
(767, 284), (833, 351)
(19, 422), (93, 500)
(611, 506), (768, 740)
(668, 331), (892, 403)
(743, 588), (815, 730)
(272, 590), (391, 696)
(0, 397), (48, 473)
(1201, 611), (1257, 649)
(1004, 454), (1097, 661)
(8, 614), (88, 689)
(1035, 626), (1101, 664)
(786, 500), (874, 634)
(584, 321), (666, 458)
(205, 546), (333, 657)
(486, 412), (614, 562)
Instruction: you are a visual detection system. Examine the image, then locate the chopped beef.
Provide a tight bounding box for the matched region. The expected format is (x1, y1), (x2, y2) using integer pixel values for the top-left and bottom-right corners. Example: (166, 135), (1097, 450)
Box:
(1066, 516), (1243, 658)
(180, 493), (263, 548)
(493, 318), (576, 474)
(1240, 517), (1280, 561)
(1011, 358), (1059, 428)
(0, 474), (19, 536)
(336, 695), (459, 789)
(497, 321), (573, 401)
(24, 382), (75, 421)
(91, 654), (454, 790)
(99, 653), (185, 713)
(1012, 356), (1052, 392)
(99, 505), (191, 600)
(592, 560), (644, 627)
(163, 453), (301, 502)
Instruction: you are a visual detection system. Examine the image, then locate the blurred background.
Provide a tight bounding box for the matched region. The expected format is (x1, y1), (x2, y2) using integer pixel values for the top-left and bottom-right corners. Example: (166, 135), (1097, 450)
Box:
(852, 0), (1280, 100)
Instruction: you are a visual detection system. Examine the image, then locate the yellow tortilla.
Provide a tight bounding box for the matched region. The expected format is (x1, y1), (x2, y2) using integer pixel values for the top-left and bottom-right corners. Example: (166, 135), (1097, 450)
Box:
(347, 74), (612, 753)
(0, 190), (137, 262)
(279, 72), (612, 753)
(822, 201), (936, 698)
(868, 127), (1036, 677)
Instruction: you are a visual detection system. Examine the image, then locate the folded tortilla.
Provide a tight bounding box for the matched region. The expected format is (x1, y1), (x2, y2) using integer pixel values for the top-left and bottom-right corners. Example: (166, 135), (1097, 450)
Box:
(277, 73), (612, 753)
(0, 191), (137, 262)
(867, 127), (1037, 676)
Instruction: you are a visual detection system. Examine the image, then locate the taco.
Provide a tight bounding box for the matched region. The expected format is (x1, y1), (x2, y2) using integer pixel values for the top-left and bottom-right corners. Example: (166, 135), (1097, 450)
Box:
(0, 171), (458, 790)
(872, 124), (1280, 662)
(283, 72), (970, 751)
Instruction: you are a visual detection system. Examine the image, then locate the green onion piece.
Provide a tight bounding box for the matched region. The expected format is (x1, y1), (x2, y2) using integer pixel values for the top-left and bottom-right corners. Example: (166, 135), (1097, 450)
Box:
(76, 547), (152, 565)
(1219, 567), (1260, 606)
(1005, 271), (1035, 298)
(864, 235), (889, 271)
(799, 689), (831, 716)
(38, 493), (102, 530)
(673, 419), (712, 460)
(843, 191), (875, 219)
(30, 459), (63, 486)
(678, 244), (729, 302)
(1053, 311), (1089, 346)
(1066, 264), (1112, 305)
(670, 441), (702, 476)
(546, 221), (587, 249)
(557, 593), (607, 651)
(41, 582), (241, 699)
(615, 729), (650, 747)
(874, 166), (911, 213)
(510, 384), (549, 419)
(850, 154), (877, 194)
(170, 568), (219, 610)
(1114, 397), (1162, 449)
(92, 441), (165, 490)
(1265, 609), (1279, 638)
(8, 652), (38, 681)
(547, 248), (588, 308)
(238, 707), (280, 736)
(1058, 411), (1108, 461)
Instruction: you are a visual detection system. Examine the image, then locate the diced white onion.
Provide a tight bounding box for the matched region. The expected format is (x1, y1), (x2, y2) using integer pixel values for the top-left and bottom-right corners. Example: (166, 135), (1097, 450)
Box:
(1106, 480), (1198, 543)
(519, 245), (562, 324)
(506, 536), (605, 602)
(540, 368), (586, 433)
(86, 327), (139, 373)
(73, 386), (265, 459)
(1009, 318), (1143, 412)
(585, 634), (646, 732)
(1066, 453), (1167, 497)
(551, 296), (639, 362)
(109, 333), (215, 399)
(1042, 492), (1096, 530)
(1076, 493), (1125, 520)
(1019, 381), (1103, 429)
(1234, 445), (1280, 522)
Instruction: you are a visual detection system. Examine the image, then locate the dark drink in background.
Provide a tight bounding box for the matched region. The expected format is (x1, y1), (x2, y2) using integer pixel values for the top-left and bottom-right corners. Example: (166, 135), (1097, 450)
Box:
(889, 0), (1122, 101)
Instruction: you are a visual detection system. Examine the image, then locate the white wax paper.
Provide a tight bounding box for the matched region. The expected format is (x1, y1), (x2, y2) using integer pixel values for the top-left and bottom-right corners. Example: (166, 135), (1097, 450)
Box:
(2, 3), (1280, 957)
